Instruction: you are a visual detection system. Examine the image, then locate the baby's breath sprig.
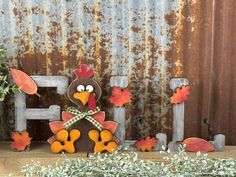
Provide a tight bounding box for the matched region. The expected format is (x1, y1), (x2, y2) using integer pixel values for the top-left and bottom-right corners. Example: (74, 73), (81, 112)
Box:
(21, 147), (236, 177)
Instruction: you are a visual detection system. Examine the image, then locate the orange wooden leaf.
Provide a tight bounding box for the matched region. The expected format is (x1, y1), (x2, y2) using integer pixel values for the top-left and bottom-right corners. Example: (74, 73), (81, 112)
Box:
(109, 87), (131, 107)
(171, 85), (190, 104)
(11, 68), (39, 96)
(11, 131), (32, 152)
(134, 136), (158, 152)
(183, 137), (215, 152)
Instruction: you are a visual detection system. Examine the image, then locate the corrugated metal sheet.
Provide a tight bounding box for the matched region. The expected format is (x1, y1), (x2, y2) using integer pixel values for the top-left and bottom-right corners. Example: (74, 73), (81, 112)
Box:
(0, 0), (236, 144)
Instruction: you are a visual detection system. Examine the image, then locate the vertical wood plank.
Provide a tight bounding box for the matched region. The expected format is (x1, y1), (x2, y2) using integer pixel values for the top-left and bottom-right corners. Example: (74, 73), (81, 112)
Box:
(110, 76), (128, 145)
(170, 78), (189, 142)
(169, 78), (188, 151)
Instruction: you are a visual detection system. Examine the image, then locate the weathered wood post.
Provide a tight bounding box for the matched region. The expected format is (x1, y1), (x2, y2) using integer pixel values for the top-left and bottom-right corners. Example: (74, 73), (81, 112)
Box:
(110, 76), (128, 146)
(15, 76), (68, 132)
(168, 78), (189, 151)
(210, 134), (225, 151)
(155, 133), (167, 151)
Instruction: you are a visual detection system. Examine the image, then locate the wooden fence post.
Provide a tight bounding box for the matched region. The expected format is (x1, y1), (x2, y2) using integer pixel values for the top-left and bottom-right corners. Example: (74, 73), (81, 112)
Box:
(168, 78), (189, 151)
(210, 134), (225, 151)
(155, 133), (167, 151)
(110, 76), (128, 146)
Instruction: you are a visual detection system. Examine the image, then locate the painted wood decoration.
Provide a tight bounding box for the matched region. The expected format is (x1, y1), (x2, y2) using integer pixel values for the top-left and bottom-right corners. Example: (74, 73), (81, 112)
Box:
(110, 76), (129, 146)
(49, 64), (118, 153)
(14, 76), (68, 132)
(51, 129), (81, 154)
(210, 134), (225, 152)
(155, 133), (167, 151)
(168, 78), (189, 151)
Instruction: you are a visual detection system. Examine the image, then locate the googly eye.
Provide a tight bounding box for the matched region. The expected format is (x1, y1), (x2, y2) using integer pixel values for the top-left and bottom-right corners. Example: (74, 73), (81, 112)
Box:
(86, 85), (94, 92)
(77, 85), (85, 92)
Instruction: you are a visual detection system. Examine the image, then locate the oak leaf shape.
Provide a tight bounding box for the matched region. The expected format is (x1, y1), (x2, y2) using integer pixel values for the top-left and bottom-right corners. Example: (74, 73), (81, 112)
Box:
(109, 87), (131, 107)
(11, 131), (32, 152)
(134, 136), (158, 152)
(171, 85), (190, 104)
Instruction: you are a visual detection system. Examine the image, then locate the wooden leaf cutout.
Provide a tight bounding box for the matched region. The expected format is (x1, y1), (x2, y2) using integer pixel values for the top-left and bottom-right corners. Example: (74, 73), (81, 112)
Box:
(171, 85), (190, 104)
(109, 87), (131, 107)
(11, 68), (39, 96)
(183, 137), (215, 152)
(134, 136), (158, 152)
(11, 131), (32, 152)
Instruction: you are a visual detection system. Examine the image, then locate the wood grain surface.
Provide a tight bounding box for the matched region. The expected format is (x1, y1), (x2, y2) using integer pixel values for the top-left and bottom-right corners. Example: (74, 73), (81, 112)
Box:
(1, 142), (236, 177)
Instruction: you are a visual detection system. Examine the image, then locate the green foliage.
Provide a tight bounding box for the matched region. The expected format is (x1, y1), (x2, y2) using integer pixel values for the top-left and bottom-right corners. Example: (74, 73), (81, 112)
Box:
(0, 45), (19, 101)
(20, 147), (236, 177)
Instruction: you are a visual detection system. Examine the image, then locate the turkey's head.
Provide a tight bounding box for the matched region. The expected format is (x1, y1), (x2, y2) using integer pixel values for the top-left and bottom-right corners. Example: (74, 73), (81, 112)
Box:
(67, 64), (102, 110)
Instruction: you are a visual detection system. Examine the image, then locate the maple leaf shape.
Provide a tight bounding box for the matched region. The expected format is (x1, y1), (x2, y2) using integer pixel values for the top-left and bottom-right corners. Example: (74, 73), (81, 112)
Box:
(11, 131), (32, 152)
(171, 85), (190, 104)
(109, 87), (132, 107)
(134, 137), (158, 152)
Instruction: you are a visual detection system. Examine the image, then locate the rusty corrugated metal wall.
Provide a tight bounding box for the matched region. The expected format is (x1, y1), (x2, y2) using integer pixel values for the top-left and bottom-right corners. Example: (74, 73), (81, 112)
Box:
(0, 0), (236, 144)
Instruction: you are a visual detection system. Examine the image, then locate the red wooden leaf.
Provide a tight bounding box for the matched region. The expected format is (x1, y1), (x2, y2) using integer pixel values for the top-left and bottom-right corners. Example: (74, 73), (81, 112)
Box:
(171, 85), (190, 104)
(11, 68), (39, 96)
(183, 137), (215, 152)
(11, 131), (32, 152)
(109, 87), (131, 107)
(134, 137), (158, 152)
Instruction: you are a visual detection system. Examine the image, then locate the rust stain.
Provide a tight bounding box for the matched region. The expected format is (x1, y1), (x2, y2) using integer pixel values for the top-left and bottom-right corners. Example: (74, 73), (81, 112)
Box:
(0, 0), (204, 141)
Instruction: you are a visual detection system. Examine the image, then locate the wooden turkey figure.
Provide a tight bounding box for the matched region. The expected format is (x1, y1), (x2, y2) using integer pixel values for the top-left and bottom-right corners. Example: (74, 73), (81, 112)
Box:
(48, 64), (118, 153)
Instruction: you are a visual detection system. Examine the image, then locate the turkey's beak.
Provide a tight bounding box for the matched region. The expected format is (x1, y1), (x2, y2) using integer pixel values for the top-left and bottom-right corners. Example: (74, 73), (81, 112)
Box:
(73, 91), (90, 105)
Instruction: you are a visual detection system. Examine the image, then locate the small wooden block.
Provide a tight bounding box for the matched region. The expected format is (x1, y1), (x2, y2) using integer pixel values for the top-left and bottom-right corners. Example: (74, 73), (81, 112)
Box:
(210, 134), (225, 152)
(154, 133), (167, 151)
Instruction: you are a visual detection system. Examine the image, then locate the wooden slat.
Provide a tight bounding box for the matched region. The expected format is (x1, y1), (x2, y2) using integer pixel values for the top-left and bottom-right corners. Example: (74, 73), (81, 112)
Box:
(1, 142), (236, 176)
